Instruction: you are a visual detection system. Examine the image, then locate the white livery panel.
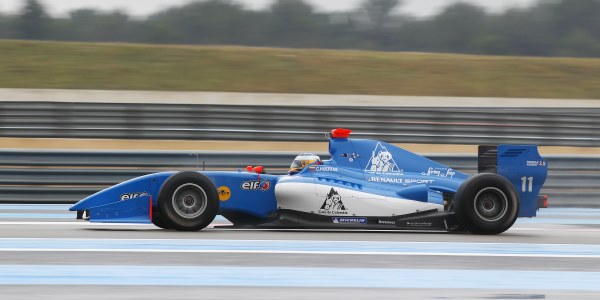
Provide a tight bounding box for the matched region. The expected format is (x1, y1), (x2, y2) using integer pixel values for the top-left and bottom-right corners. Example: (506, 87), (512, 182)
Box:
(275, 180), (442, 217)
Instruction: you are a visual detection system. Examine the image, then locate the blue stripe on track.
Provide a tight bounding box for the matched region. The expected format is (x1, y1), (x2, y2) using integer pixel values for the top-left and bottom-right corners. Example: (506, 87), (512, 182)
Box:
(542, 208), (600, 212)
(539, 211), (600, 217)
(0, 205), (72, 211)
(1, 238), (600, 257)
(0, 265), (598, 290)
(516, 218), (600, 225)
(0, 213), (75, 219)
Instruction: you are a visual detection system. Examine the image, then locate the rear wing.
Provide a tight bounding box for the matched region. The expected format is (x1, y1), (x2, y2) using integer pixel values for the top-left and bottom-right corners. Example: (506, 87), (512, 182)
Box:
(478, 145), (548, 217)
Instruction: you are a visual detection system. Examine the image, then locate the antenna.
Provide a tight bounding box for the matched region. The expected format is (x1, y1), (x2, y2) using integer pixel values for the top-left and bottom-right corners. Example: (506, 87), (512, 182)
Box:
(190, 153), (200, 169)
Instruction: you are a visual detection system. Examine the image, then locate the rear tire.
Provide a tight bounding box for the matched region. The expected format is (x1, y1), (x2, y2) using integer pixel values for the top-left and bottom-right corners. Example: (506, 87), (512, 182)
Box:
(454, 173), (519, 235)
(157, 172), (219, 231)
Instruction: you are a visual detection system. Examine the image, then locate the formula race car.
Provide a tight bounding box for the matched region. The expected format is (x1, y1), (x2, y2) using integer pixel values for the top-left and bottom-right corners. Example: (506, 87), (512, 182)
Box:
(70, 128), (548, 235)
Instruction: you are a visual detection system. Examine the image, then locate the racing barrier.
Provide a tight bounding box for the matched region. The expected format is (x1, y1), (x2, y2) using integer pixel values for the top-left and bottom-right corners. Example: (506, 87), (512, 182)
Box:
(0, 150), (597, 207)
(0, 101), (599, 146)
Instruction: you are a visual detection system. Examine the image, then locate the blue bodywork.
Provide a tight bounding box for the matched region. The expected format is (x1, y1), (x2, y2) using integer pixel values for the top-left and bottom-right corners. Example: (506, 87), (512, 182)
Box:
(70, 134), (548, 224)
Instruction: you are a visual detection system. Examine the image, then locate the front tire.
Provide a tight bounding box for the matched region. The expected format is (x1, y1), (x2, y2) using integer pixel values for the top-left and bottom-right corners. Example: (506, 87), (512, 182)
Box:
(454, 173), (519, 235)
(151, 209), (172, 230)
(157, 172), (219, 231)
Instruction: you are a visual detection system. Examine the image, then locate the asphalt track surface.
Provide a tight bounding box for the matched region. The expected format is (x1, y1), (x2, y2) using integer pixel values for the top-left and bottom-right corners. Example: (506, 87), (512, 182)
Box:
(0, 205), (599, 299)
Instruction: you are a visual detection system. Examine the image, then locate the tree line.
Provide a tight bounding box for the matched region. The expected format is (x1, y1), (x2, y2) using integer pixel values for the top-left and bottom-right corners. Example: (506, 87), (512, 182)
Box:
(1, 0), (599, 57)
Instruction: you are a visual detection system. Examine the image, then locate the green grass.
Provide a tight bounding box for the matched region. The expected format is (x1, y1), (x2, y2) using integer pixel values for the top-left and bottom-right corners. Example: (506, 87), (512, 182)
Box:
(1, 40), (599, 99)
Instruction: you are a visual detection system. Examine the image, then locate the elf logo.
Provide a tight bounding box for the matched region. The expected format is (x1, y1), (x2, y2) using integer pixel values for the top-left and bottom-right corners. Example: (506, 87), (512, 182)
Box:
(120, 192), (150, 201)
(241, 180), (271, 191)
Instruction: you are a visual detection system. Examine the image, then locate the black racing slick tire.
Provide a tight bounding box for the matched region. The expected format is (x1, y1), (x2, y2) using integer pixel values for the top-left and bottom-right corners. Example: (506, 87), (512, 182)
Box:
(157, 172), (219, 231)
(151, 209), (172, 230)
(454, 173), (519, 235)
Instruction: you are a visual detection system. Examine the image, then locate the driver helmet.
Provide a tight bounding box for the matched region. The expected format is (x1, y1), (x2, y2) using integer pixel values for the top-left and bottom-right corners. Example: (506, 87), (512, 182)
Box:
(289, 153), (322, 174)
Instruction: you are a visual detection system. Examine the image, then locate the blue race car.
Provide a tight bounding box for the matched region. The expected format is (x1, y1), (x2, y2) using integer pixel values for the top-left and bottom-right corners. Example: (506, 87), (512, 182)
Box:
(70, 128), (548, 235)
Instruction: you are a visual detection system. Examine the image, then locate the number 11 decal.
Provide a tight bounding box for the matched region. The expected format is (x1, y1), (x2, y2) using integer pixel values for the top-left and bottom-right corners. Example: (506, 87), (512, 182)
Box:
(521, 177), (533, 192)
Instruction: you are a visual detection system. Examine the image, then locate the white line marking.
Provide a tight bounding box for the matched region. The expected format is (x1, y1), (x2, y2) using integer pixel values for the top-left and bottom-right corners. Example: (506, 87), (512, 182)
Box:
(0, 221), (153, 226)
(0, 248), (597, 258)
(0, 237), (598, 248)
(0, 221), (231, 227)
(0, 221), (598, 234)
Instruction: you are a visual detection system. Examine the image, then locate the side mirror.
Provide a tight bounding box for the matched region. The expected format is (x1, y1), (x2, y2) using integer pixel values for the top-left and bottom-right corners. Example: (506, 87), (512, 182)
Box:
(246, 165), (266, 174)
(254, 166), (266, 174)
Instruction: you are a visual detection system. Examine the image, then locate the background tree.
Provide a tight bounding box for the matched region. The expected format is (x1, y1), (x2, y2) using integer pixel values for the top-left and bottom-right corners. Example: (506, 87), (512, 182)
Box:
(549, 0), (600, 56)
(1, 0), (599, 58)
(0, 13), (14, 38)
(357, 0), (402, 49)
(146, 0), (254, 44)
(362, 0), (401, 30)
(16, 0), (49, 39)
(430, 3), (488, 53)
(268, 0), (327, 47)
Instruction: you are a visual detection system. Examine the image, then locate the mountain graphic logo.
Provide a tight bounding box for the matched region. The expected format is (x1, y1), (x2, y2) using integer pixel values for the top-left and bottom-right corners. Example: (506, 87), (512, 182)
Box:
(320, 188), (346, 211)
(364, 142), (401, 173)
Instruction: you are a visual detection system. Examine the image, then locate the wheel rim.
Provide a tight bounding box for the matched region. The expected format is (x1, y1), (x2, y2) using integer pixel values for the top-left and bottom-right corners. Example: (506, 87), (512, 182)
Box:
(473, 187), (509, 222)
(172, 183), (208, 219)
